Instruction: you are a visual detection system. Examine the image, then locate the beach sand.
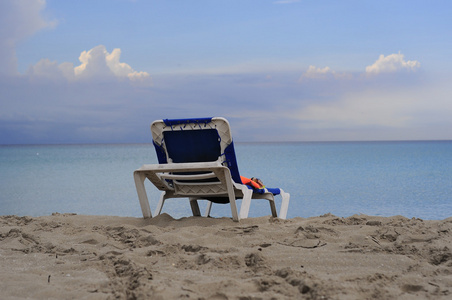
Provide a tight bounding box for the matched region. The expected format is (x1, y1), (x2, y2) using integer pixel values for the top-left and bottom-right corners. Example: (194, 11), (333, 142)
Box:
(1, 213), (451, 299)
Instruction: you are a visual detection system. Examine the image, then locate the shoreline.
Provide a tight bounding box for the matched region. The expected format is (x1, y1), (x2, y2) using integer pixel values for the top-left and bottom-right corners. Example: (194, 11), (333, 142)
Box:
(1, 213), (451, 299)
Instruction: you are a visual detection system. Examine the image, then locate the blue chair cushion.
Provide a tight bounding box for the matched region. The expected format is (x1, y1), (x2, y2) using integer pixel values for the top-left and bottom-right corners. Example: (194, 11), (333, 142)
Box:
(164, 129), (221, 163)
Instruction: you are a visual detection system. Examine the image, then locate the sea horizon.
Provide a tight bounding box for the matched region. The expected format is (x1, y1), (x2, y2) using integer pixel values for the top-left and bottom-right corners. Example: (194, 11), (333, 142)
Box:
(1, 138), (451, 147)
(1, 141), (451, 220)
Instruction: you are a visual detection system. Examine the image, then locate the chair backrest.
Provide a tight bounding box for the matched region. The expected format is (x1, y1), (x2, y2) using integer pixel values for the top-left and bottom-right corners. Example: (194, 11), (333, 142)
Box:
(150, 117), (242, 183)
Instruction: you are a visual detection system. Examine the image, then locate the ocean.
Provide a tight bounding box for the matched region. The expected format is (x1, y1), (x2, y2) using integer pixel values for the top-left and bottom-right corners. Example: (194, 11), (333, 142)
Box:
(0, 141), (451, 220)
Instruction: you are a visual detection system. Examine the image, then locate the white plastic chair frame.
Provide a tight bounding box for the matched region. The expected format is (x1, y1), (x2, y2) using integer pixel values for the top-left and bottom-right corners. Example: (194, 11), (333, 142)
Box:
(133, 117), (290, 221)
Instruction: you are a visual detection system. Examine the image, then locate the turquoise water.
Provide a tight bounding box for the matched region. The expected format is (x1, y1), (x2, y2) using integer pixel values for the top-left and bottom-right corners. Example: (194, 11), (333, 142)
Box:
(0, 141), (451, 220)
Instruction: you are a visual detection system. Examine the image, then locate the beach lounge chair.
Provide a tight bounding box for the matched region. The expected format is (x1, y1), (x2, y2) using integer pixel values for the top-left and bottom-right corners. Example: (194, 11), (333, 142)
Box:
(133, 117), (290, 221)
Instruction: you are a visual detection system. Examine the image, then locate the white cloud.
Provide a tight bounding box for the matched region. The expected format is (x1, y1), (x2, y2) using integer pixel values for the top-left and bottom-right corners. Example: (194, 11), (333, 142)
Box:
(26, 59), (74, 81)
(29, 45), (151, 83)
(74, 45), (151, 82)
(300, 52), (420, 81)
(303, 65), (333, 78)
(365, 53), (420, 74)
(299, 65), (351, 81)
(0, 0), (55, 76)
(105, 48), (150, 81)
(74, 45), (113, 78)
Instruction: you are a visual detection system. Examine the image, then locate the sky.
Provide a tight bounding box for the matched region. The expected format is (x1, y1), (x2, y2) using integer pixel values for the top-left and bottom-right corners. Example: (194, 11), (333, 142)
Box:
(1, 0), (451, 144)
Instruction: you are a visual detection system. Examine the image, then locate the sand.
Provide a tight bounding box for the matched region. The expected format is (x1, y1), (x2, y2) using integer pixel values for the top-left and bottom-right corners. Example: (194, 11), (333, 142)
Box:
(1, 213), (451, 299)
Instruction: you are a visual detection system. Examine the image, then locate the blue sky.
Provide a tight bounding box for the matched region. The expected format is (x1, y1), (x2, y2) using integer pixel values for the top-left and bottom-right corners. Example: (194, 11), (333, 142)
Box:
(1, 0), (451, 144)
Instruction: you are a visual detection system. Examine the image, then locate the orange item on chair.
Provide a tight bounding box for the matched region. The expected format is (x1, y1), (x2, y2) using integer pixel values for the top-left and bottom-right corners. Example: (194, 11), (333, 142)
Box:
(240, 176), (262, 189)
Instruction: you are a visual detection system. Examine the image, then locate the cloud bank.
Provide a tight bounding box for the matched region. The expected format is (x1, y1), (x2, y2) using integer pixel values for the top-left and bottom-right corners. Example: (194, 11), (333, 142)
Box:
(2, 49), (451, 144)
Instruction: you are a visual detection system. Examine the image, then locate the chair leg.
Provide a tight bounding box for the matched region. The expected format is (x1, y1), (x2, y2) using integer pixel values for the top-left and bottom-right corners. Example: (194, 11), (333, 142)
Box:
(279, 190), (290, 219)
(229, 200), (239, 222)
(133, 171), (152, 218)
(269, 199), (278, 218)
(239, 187), (253, 219)
(205, 201), (213, 217)
(190, 197), (201, 216)
(224, 178), (239, 222)
(154, 191), (167, 217)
